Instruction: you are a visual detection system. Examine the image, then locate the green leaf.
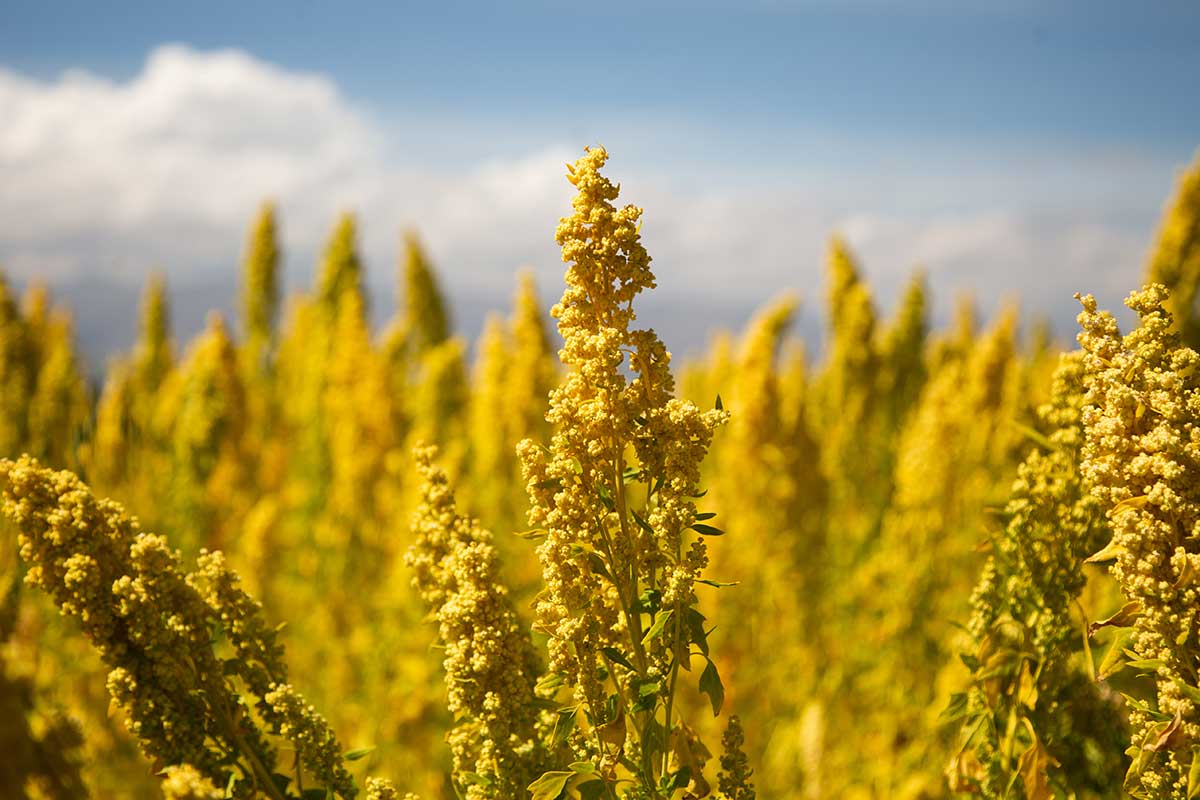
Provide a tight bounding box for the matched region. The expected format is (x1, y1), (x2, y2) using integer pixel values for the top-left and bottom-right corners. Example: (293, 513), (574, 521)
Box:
(460, 772), (493, 787)
(1017, 737), (1057, 800)
(1187, 746), (1200, 798)
(270, 773), (292, 793)
(1120, 693), (1172, 722)
(514, 528), (547, 540)
(662, 766), (692, 793)
(631, 509), (655, 535)
(715, 394), (724, 411)
(697, 579), (738, 588)
(941, 692), (969, 722)
(343, 747), (375, 762)
(596, 483), (614, 511)
(529, 771), (574, 800)
(622, 467), (642, 483)
(694, 512), (716, 521)
(642, 609), (674, 644)
(1098, 628), (1136, 680)
(684, 607), (710, 657)
(633, 678), (661, 711)
(1088, 601), (1140, 637)
(700, 658), (725, 716)
(1085, 537), (1127, 564)
(569, 762), (597, 775)
(1181, 683), (1200, 705)
(584, 552), (612, 581)
(574, 779), (607, 800)
(224, 773), (239, 799)
(552, 706), (579, 747)
(535, 478), (563, 490)
(301, 790), (328, 800)
(600, 646), (636, 672)
(635, 588), (663, 614)
(691, 523), (724, 536)
(536, 672), (566, 693)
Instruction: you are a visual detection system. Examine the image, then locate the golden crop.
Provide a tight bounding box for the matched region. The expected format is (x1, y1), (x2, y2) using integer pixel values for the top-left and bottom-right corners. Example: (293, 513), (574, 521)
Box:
(0, 147), (1199, 799)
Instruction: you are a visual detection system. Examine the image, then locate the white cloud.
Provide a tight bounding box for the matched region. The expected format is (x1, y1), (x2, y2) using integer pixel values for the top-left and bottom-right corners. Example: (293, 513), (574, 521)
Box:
(0, 43), (1173, 353)
(0, 45), (579, 292)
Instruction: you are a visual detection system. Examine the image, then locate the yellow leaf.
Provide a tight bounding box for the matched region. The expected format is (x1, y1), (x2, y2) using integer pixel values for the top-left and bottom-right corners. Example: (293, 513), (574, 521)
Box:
(1086, 538), (1127, 564)
(1017, 736), (1059, 800)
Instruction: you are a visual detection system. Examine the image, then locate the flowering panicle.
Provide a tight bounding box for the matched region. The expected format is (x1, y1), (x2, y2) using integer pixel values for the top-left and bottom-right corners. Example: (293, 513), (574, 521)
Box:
(467, 273), (557, 554)
(507, 270), (557, 443)
(27, 309), (90, 470)
(364, 777), (410, 800)
(406, 444), (542, 800)
(816, 238), (882, 493)
(263, 684), (356, 797)
(20, 281), (51, 369)
(517, 146), (730, 798)
(0, 272), (35, 457)
(0, 456), (363, 799)
(717, 716), (755, 800)
(1144, 153), (1200, 349)
(317, 213), (366, 316)
(156, 313), (249, 554)
(86, 360), (135, 489)
(1077, 285), (1200, 798)
(160, 764), (224, 800)
(950, 352), (1126, 796)
(134, 273), (174, 394)
(398, 232), (451, 361)
(467, 315), (514, 522)
(876, 269), (929, 438)
(410, 338), (469, 458)
(322, 289), (399, 553)
(240, 202), (281, 372)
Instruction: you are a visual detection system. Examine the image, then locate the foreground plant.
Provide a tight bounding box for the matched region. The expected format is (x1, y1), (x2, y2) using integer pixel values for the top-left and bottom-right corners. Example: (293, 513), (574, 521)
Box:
(1077, 285), (1200, 799)
(513, 146), (750, 799)
(406, 444), (545, 800)
(0, 456), (395, 799)
(949, 352), (1125, 798)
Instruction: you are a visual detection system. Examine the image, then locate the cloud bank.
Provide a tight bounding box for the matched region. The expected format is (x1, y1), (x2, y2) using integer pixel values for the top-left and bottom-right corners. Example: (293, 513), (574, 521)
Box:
(0, 44), (1176, 362)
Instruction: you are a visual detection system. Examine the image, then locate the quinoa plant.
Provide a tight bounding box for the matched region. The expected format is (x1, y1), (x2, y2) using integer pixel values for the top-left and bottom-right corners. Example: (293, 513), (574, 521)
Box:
(1077, 285), (1200, 798)
(514, 146), (748, 800)
(0, 456), (395, 799)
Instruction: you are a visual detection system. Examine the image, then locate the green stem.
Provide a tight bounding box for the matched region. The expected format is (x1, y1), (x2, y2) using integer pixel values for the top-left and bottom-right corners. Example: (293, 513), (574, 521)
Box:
(211, 697), (288, 800)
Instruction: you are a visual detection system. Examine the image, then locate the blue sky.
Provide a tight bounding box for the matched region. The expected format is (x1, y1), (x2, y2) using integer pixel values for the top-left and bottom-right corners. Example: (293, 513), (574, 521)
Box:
(1, 1), (1198, 362)
(6, 1), (1197, 147)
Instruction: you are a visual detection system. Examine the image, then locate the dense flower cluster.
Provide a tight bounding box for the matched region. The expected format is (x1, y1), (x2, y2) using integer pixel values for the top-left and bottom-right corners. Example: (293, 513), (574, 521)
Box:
(0, 456), (364, 798)
(517, 146), (728, 796)
(263, 684), (357, 797)
(717, 716), (755, 800)
(1078, 285), (1200, 798)
(7, 144), (1200, 800)
(405, 444), (542, 800)
(160, 764), (224, 800)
